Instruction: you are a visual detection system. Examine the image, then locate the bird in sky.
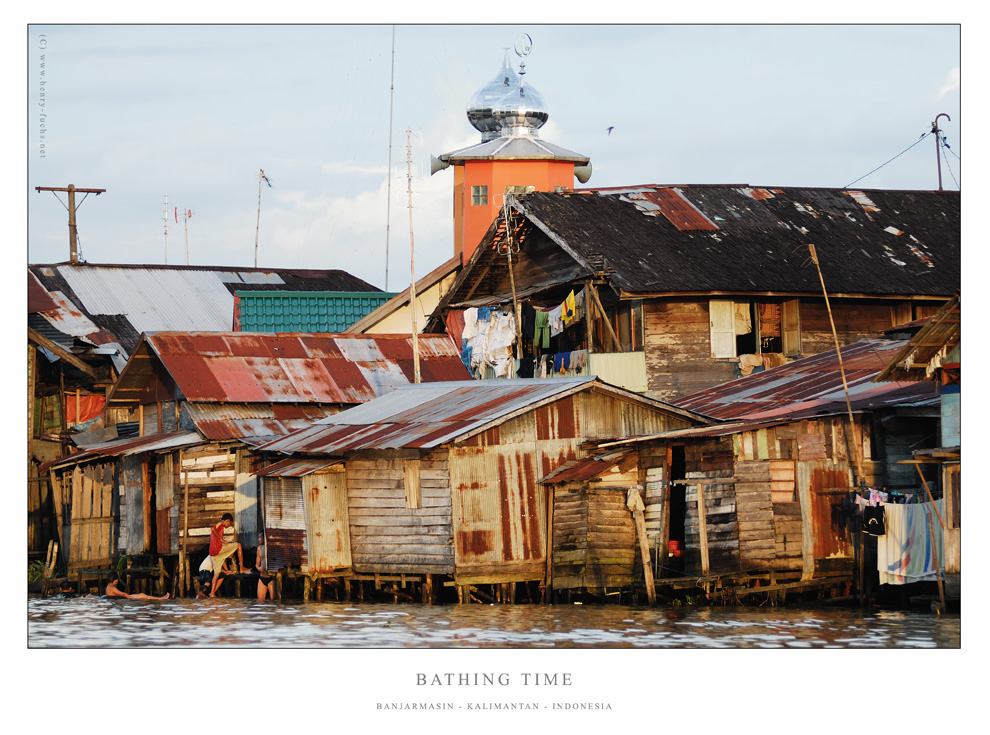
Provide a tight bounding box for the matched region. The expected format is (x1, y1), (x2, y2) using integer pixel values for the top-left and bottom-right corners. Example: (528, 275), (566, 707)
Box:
(607, 126), (614, 136)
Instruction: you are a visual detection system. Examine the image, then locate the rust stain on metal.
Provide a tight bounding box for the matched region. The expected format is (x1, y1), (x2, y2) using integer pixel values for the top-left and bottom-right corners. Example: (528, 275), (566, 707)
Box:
(457, 529), (494, 557)
(636, 189), (719, 231)
(741, 188), (775, 200)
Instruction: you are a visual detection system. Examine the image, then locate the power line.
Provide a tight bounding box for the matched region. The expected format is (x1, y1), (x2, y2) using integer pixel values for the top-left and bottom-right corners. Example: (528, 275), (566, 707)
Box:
(844, 132), (931, 188)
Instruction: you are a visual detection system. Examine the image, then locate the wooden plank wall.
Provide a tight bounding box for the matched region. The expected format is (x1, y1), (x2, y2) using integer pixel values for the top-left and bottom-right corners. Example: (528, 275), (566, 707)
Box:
(61, 461), (116, 569)
(684, 470), (738, 574)
(177, 446), (238, 556)
(551, 485), (589, 589)
(584, 480), (639, 590)
(643, 299), (736, 401)
(347, 449), (454, 575)
(642, 297), (920, 402)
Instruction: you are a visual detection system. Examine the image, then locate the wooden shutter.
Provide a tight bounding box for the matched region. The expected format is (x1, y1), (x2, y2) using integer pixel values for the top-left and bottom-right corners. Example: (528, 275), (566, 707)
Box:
(782, 299), (801, 356)
(709, 300), (736, 358)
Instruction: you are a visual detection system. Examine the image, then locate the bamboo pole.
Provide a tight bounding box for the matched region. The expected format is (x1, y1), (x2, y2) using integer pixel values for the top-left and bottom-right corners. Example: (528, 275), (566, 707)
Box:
(807, 244), (862, 486)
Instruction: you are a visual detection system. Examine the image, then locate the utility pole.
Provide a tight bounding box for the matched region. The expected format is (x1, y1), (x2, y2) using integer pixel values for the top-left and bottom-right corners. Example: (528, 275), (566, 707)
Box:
(35, 184), (106, 264)
(932, 113), (951, 191)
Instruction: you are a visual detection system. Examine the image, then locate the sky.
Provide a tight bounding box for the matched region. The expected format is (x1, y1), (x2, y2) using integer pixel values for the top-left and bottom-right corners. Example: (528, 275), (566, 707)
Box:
(24, 23), (961, 294)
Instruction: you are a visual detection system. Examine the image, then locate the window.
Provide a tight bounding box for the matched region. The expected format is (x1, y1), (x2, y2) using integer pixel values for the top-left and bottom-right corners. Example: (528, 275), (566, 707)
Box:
(471, 185), (488, 206)
(710, 299), (800, 358)
(781, 299), (801, 356)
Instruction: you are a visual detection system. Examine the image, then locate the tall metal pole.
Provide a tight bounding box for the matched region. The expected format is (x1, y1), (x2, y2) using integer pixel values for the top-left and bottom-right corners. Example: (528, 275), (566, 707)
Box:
(385, 25), (395, 291)
(406, 128), (421, 384)
(255, 172), (263, 267)
(163, 194), (169, 265)
(933, 113), (950, 192)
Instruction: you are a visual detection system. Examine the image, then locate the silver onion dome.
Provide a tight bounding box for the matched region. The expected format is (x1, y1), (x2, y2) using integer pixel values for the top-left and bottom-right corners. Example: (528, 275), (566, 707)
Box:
(467, 52), (521, 142)
(492, 79), (548, 137)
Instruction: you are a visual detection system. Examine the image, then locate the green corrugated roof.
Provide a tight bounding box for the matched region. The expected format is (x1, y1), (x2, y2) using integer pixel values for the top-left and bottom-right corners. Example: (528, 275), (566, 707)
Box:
(235, 291), (398, 333)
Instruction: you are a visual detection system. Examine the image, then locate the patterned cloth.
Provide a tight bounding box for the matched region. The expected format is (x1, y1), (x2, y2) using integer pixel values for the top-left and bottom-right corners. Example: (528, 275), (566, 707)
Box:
(877, 500), (944, 585)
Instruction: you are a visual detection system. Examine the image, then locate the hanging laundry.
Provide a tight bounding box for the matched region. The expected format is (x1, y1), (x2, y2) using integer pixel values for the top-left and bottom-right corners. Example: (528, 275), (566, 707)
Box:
(734, 303), (752, 335)
(548, 303), (564, 337)
(862, 506), (886, 536)
(877, 500), (944, 585)
(561, 290), (577, 326)
(521, 303), (536, 341)
(570, 348), (588, 372)
(534, 309), (551, 350)
(737, 353), (763, 376)
(574, 288), (586, 321)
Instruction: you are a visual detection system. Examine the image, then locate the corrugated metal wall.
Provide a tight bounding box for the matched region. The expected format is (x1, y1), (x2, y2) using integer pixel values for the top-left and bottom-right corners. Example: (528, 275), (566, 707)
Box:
(263, 476), (306, 571)
(302, 468), (352, 573)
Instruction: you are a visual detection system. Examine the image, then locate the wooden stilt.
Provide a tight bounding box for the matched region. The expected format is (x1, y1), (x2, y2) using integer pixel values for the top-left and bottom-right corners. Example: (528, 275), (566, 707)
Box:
(424, 574), (433, 604)
(627, 487), (656, 607)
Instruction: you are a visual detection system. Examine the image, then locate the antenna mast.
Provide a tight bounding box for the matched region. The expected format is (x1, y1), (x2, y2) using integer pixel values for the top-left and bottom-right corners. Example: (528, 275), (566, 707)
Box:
(405, 127), (421, 384)
(183, 207), (194, 265)
(163, 194), (169, 264)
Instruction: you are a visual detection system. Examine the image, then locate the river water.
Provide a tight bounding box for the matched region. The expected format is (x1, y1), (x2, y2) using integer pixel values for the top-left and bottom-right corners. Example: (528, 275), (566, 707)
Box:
(28, 595), (960, 648)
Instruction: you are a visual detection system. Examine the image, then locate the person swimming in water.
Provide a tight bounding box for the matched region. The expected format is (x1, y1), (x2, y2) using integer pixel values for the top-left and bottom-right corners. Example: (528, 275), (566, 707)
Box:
(105, 572), (169, 600)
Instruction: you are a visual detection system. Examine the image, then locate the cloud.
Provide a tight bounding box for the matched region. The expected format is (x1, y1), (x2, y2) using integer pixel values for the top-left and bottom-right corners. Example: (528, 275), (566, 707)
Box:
(938, 67), (959, 98)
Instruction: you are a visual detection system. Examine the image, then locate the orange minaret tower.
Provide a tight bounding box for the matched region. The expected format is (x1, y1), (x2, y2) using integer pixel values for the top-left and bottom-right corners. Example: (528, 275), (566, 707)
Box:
(431, 37), (591, 262)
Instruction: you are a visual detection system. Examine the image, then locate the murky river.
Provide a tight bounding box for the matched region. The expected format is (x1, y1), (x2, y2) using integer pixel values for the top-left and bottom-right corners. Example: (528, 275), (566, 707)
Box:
(28, 595), (959, 648)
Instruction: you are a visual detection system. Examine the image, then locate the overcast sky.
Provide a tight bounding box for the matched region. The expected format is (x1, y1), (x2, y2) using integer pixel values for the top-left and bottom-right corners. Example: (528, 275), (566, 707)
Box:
(25, 23), (960, 292)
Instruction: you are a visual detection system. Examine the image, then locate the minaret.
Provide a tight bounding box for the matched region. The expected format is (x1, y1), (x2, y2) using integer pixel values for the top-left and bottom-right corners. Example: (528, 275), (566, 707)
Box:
(431, 36), (591, 261)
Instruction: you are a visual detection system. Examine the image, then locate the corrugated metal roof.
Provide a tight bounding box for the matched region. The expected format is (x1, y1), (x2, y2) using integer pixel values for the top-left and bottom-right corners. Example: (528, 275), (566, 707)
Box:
(258, 377), (702, 454)
(674, 339), (939, 421)
(28, 272), (58, 313)
(40, 431), (202, 471)
(539, 450), (632, 484)
(183, 403), (342, 441)
(28, 264), (383, 355)
(255, 457), (344, 477)
(109, 332), (471, 408)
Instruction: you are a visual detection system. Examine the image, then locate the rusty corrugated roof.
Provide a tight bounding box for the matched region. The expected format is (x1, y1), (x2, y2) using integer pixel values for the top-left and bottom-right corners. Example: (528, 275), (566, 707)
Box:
(108, 332), (470, 410)
(40, 431), (202, 472)
(674, 339), (938, 421)
(258, 377), (703, 455)
(255, 457), (344, 477)
(539, 450), (633, 485)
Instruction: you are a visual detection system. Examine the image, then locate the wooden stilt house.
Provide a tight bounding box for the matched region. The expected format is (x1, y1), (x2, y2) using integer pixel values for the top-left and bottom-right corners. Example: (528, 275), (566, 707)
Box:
(256, 377), (706, 597)
(40, 331), (469, 589)
(540, 338), (942, 599)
